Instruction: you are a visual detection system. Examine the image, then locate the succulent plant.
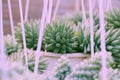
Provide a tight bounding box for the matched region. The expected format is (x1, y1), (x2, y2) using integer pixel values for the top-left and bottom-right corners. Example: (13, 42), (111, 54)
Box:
(105, 8), (120, 29)
(15, 20), (40, 50)
(53, 56), (71, 80)
(70, 12), (83, 25)
(105, 8), (120, 66)
(4, 34), (19, 56)
(27, 51), (47, 74)
(5, 43), (18, 56)
(65, 53), (113, 80)
(105, 28), (120, 63)
(75, 24), (90, 53)
(0, 62), (41, 80)
(76, 23), (120, 66)
(75, 22), (120, 68)
(8, 50), (47, 74)
(8, 50), (24, 62)
(68, 12), (99, 26)
(75, 24), (100, 54)
(43, 22), (78, 54)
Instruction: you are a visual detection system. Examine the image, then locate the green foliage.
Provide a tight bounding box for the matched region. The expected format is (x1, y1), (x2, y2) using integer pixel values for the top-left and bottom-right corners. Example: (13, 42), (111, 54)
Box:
(69, 12), (99, 26)
(8, 50), (47, 74)
(75, 24), (91, 53)
(75, 24), (100, 54)
(8, 50), (24, 62)
(111, 62), (120, 70)
(0, 62), (41, 80)
(27, 52), (47, 74)
(15, 20), (40, 50)
(70, 12), (83, 25)
(5, 43), (18, 56)
(105, 28), (120, 64)
(43, 22), (77, 54)
(65, 53), (113, 80)
(53, 56), (71, 80)
(105, 8), (120, 29)
(4, 34), (19, 56)
(75, 23), (120, 68)
(105, 8), (120, 67)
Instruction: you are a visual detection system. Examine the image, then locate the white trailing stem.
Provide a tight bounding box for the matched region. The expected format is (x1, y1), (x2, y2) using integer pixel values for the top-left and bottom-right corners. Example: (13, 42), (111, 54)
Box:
(46, 0), (53, 23)
(8, 0), (16, 44)
(18, 0), (28, 67)
(25, 0), (30, 21)
(99, 0), (107, 80)
(0, 0), (9, 80)
(34, 0), (48, 74)
(89, 0), (94, 57)
(52, 0), (60, 21)
(81, 0), (87, 25)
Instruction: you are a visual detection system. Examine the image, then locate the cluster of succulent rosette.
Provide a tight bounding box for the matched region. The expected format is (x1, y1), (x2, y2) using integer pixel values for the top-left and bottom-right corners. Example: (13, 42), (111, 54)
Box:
(3, 8), (120, 80)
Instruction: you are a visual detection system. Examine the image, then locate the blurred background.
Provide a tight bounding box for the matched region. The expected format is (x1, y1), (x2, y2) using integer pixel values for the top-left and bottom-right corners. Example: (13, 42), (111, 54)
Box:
(3, 0), (120, 35)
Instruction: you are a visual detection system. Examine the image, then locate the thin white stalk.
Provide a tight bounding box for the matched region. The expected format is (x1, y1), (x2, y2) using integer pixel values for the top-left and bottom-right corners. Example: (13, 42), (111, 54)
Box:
(89, 0), (94, 57)
(8, 0), (16, 44)
(52, 0), (60, 21)
(0, 0), (6, 68)
(0, 0), (9, 80)
(34, 0), (48, 74)
(106, 0), (112, 11)
(75, 0), (79, 12)
(99, 0), (107, 80)
(93, 0), (96, 10)
(46, 0), (53, 23)
(25, 0), (30, 21)
(81, 0), (87, 24)
(18, 0), (28, 67)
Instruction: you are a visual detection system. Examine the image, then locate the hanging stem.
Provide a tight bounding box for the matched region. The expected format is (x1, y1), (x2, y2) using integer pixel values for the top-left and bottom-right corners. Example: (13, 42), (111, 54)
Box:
(52, 0), (60, 21)
(0, 0), (9, 80)
(34, 0), (48, 74)
(46, 0), (53, 24)
(8, 0), (16, 44)
(25, 0), (30, 21)
(0, 0), (5, 68)
(106, 0), (112, 11)
(93, 0), (96, 10)
(75, 0), (79, 12)
(89, 0), (94, 57)
(99, 0), (107, 80)
(81, 0), (87, 25)
(18, 0), (28, 68)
